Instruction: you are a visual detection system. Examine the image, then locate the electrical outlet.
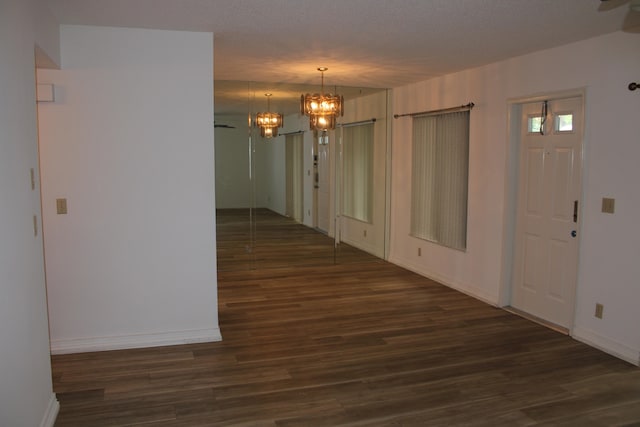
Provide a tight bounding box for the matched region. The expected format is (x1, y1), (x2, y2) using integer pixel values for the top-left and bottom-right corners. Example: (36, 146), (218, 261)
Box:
(363, 229), (367, 237)
(595, 303), (604, 319)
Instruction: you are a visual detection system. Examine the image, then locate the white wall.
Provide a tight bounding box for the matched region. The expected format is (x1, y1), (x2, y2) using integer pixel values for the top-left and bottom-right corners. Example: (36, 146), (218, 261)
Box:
(390, 31), (640, 364)
(38, 25), (219, 353)
(0, 0), (60, 425)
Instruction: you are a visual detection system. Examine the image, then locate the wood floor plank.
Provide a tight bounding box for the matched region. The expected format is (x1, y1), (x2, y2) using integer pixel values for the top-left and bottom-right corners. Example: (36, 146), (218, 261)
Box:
(51, 209), (639, 426)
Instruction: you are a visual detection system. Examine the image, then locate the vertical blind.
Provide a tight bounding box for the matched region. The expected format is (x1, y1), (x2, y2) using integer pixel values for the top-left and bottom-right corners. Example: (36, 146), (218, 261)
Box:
(342, 123), (374, 222)
(411, 110), (470, 250)
(285, 133), (304, 222)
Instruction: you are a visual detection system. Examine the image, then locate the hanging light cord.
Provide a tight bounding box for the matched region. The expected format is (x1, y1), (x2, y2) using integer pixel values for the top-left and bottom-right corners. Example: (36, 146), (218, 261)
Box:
(540, 100), (548, 135)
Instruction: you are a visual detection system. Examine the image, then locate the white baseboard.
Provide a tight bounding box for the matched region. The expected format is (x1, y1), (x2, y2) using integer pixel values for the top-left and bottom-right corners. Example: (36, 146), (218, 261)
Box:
(572, 326), (640, 366)
(39, 394), (59, 427)
(50, 327), (222, 355)
(388, 255), (499, 306)
(340, 236), (384, 259)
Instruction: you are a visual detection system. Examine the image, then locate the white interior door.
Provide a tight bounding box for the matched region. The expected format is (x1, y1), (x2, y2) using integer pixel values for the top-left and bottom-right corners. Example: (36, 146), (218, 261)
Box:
(511, 96), (583, 329)
(316, 135), (330, 233)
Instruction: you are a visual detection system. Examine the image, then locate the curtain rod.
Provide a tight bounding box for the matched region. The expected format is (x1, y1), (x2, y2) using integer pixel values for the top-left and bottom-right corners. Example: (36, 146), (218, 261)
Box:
(280, 130), (305, 136)
(339, 118), (376, 128)
(393, 102), (475, 119)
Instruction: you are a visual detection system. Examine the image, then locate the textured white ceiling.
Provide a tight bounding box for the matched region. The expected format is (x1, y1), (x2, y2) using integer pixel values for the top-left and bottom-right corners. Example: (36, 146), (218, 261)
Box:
(48, 0), (635, 114)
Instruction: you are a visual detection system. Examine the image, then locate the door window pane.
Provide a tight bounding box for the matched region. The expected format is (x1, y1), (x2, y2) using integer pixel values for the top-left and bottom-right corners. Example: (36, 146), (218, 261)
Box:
(528, 116), (543, 134)
(555, 113), (573, 132)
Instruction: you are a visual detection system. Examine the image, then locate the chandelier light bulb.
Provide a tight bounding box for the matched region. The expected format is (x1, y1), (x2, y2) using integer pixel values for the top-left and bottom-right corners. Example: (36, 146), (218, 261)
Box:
(300, 67), (344, 132)
(255, 93), (283, 138)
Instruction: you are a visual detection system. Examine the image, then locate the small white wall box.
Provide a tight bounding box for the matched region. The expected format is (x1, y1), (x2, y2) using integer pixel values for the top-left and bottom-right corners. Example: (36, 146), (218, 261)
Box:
(36, 83), (55, 102)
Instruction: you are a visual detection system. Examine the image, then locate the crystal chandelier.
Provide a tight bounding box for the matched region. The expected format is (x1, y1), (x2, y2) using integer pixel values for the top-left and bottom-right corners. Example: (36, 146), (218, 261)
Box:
(255, 93), (283, 138)
(300, 67), (344, 131)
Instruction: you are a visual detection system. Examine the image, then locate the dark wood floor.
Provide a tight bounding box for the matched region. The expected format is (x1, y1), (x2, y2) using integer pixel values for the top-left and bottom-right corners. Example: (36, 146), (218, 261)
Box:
(216, 208), (382, 271)
(52, 210), (640, 426)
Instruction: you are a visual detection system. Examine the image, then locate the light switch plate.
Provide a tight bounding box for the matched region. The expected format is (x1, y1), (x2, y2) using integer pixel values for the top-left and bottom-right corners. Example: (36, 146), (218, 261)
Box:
(602, 198), (615, 214)
(56, 198), (67, 214)
(595, 303), (604, 319)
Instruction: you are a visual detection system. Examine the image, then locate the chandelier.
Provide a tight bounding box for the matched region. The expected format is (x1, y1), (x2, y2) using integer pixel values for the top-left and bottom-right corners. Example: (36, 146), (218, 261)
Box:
(300, 67), (344, 131)
(255, 93), (283, 138)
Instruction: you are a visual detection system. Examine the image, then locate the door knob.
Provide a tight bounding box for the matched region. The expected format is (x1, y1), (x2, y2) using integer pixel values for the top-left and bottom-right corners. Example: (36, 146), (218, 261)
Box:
(571, 230), (577, 238)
